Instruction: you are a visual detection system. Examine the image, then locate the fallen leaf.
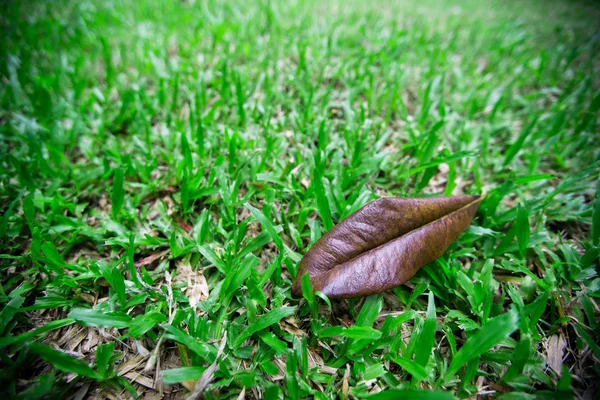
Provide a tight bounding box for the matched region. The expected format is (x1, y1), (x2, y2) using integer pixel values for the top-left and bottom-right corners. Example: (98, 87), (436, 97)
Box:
(182, 379), (196, 392)
(545, 332), (566, 375)
(307, 348), (324, 370)
(72, 382), (90, 400)
(144, 392), (165, 400)
(135, 340), (150, 357)
(186, 332), (227, 400)
(291, 195), (482, 298)
(279, 317), (306, 336)
(135, 249), (170, 267)
(320, 366), (337, 375)
(342, 365), (350, 399)
(187, 275), (209, 308)
(124, 371), (155, 389)
(175, 218), (193, 234)
(236, 388), (246, 400)
(175, 260), (209, 308)
(118, 355), (145, 376)
(271, 356), (286, 381)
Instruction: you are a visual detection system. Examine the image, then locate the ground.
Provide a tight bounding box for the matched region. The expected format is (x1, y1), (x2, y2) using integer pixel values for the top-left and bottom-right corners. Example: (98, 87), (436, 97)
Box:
(0, 0), (599, 399)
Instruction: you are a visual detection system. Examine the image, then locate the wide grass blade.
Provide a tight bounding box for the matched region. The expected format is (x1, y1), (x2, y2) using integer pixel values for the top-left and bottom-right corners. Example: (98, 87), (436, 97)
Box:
(504, 117), (539, 166)
(445, 309), (519, 379)
(234, 306), (296, 348)
(414, 292), (436, 367)
(111, 167), (124, 218)
(312, 157), (334, 231)
(0, 318), (75, 347)
(68, 308), (132, 329)
(245, 202), (284, 252)
(29, 343), (99, 379)
(162, 366), (206, 385)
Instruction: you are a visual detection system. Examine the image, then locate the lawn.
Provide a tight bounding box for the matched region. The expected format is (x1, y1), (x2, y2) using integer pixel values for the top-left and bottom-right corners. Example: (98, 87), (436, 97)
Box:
(1, 0), (599, 398)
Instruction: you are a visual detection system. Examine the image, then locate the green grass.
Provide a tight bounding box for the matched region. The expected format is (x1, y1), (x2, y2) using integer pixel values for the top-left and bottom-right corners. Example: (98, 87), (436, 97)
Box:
(1, 0), (599, 398)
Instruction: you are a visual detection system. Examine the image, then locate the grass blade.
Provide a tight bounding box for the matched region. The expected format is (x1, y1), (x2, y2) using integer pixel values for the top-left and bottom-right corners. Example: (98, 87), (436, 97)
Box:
(356, 295), (383, 327)
(29, 343), (99, 379)
(234, 306), (296, 348)
(162, 367), (206, 385)
(342, 326), (382, 340)
(111, 167), (124, 218)
(197, 244), (227, 274)
(504, 117), (539, 166)
(414, 292), (436, 367)
(592, 179), (600, 246)
(446, 309), (519, 379)
(0, 318), (75, 348)
(312, 158), (334, 231)
(245, 202), (284, 252)
(516, 204), (530, 258)
(68, 308), (132, 329)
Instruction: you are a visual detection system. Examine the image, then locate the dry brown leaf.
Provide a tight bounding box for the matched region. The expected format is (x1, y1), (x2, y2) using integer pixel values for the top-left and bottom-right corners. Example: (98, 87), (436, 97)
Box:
(89, 389), (119, 400)
(279, 316), (306, 336)
(82, 328), (100, 352)
(71, 382), (91, 400)
(188, 275), (209, 308)
(135, 249), (170, 267)
(320, 366), (338, 375)
(186, 332), (227, 400)
(77, 292), (96, 304)
(174, 218), (193, 234)
(367, 383), (381, 394)
(236, 387), (246, 400)
(124, 371), (155, 389)
(292, 195), (482, 298)
(143, 392), (165, 400)
(269, 356), (286, 382)
(476, 375), (488, 394)
(66, 330), (87, 351)
(317, 340), (337, 358)
(135, 340), (150, 357)
(307, 348), (324, 370)
(342, 365), (350, 399)
(154, 351), (163, 394)
(181, 379), (196, 392)
(118, 355), (146, 377)
(175, 260), (209, 308)
(57, 325), (82, 346)
(545, 333), (567, 375)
